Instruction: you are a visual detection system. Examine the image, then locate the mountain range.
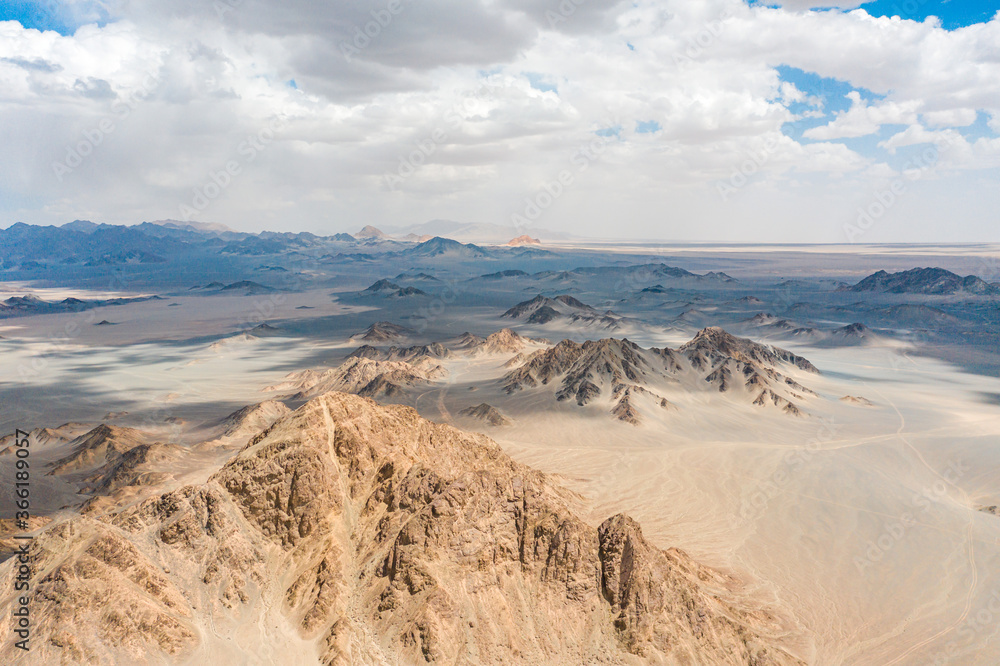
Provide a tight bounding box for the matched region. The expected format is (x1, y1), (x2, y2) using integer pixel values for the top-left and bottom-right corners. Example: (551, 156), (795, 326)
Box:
(503, 327), (818, 422)
(848, 267), (1000, 295)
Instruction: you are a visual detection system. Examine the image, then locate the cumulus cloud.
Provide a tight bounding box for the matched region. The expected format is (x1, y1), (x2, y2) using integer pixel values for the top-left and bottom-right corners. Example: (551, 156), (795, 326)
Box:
(0, 0), (998, 241)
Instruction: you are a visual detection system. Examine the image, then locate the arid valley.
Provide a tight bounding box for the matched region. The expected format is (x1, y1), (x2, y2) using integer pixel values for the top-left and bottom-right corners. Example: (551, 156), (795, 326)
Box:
(0, 221), (998, 664)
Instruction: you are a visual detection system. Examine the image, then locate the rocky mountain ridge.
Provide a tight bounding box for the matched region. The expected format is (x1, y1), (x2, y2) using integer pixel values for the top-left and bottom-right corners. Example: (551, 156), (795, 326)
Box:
(0, 393), (803, 665)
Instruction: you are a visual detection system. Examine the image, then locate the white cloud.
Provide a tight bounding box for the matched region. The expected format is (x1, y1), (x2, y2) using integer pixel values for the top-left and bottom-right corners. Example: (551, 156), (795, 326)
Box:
(922, 108), (978, 128)
(0, 0), (998, 241)
(803, 91), (921, 139)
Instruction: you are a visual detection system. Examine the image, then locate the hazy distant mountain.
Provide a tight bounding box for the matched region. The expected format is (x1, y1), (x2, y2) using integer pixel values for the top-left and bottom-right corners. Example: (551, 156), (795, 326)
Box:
(215, 280), (277, 295)
(355, 225), (388, 239)
(0, 293), (159, 318)
(60, 219), (99, 233)
(0, 222), (187, 267)
(401, 236), (492, 259)
(151, 219), (236, 234)
(0, 221), (365, 271)
(507, 234), (540, 246)
(549, 264), (735, 284)
(384, 219), (575, 243)
(849, 267), (1000, 295)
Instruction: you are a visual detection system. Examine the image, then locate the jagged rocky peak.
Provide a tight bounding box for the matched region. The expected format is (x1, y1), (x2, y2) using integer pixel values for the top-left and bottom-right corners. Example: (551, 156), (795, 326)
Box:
(1, 392), (802, 664)
(220, 399), (292, 439)
(49, 423), (148, 475)
(502, 294), (627, 329)
(681, 327), (818, 373)
(363, 278), (401, 293)
(349, 342), (450, 363)
(504, 329), (820, 422)
(504, 337), (649, 394)
(353, 320), (415, 342)
(458, 402), (512, 426)
(267, 355), (445, 400)
(503, 293), (593, 321)
(485, 327), (524, 351)
(836, 322), (869, 337)
(455, 331), (486, 348)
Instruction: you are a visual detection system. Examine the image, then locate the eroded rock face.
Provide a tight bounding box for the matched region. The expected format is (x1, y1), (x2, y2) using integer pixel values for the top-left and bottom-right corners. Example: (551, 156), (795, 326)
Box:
(0, 393), (802, 665)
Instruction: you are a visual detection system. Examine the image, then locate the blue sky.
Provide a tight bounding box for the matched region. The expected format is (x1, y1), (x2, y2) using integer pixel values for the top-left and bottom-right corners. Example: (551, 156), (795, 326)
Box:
(746, 0), (999, 30)
(0, 1), (108, 35)
(855, 0), (998, 30)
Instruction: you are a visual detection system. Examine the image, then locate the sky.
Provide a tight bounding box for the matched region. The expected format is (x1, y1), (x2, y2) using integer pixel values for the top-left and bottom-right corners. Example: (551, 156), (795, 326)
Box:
(1, 0), (999, 242)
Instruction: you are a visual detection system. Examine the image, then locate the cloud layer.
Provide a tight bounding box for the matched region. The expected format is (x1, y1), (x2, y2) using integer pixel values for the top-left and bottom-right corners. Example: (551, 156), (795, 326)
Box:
(1, 0), (998, 241)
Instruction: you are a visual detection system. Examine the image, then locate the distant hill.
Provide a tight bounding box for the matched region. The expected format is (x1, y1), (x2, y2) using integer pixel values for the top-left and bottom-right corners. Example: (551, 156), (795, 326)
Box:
(383, 219), (575, 243)
(150, 219), (236, 234)
(508, 235), (540, 246)
(401, 236), (492, 259)
(503, 294), (626, 329)
(356, 225), (388, 239)
(0, 221), (365, 270)
(849, 267), (1000, 295)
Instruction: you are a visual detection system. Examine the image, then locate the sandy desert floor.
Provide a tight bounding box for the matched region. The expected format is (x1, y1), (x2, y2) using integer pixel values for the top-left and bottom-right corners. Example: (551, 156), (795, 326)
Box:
(2, 242), (999, 664)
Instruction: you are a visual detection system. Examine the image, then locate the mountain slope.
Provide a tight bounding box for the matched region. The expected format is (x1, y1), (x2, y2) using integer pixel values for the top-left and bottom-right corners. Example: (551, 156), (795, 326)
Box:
(0, 393), (801, 665)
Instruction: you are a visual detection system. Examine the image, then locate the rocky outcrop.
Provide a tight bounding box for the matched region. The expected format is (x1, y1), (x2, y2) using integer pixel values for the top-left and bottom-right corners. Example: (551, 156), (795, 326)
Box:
(221, 400), (293, 440)
(507, 235), (540, 246)
(502, 294), (625, 328)
(458, 328), (548, 356)
(349, 342), (450, 363)
(351, 321), (415, 343)
(355, 225), (388, 239)
(266, 357), (445, 400)
(0, 393), (802, 665)
(458, 403), (512, 426)
(49, 424), (148, 475)
(82, 442), (184, 494)
(503, 328), (819, 422)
